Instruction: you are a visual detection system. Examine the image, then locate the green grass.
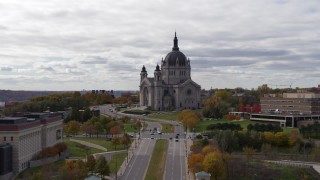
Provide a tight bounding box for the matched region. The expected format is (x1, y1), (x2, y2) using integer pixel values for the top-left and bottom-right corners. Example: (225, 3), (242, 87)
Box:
(16, 160), (65, 180)
(161, 123), (174, 133)
(109, 153), (127, 174)
(283, 127), (300, 134)
(68, 137), (127, 151)
(64, 138), (104, 157)
(270, 164), (318, 180)
(148, 112), (179, 121)
(194, 119), (257, 132)
(145, 139), (169, 180)
(123, 121), (140, 133)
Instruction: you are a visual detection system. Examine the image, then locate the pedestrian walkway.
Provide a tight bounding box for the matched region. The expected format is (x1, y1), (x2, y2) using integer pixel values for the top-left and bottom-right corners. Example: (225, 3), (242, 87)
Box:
(186, 139), (195, 180)
(265, 160), (320, 175)
(70, 139), (108, 151)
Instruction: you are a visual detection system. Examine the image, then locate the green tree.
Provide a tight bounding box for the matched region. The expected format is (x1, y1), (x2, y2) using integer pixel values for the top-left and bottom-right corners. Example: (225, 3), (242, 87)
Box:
(95, 156), (110, 177)
(86, 155), (96, 174)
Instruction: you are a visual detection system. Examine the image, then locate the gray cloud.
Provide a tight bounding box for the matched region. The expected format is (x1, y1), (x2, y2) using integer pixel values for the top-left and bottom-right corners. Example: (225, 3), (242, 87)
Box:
(0, 0), (320, 90)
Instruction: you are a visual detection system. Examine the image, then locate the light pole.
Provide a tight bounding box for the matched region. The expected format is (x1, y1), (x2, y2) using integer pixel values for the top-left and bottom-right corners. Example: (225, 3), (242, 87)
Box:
(115, 155), (118, 180)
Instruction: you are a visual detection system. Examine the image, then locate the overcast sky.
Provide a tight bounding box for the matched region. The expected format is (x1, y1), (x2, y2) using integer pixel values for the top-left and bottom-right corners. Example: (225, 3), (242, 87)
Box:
(0, 0), (320, 91)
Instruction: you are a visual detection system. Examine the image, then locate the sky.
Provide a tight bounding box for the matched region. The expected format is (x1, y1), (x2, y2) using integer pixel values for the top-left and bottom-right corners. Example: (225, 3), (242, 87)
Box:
(0, 0), (320, 91)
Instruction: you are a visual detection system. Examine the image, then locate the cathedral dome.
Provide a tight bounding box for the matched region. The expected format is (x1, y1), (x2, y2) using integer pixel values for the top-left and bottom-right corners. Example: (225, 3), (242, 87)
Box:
(164, 51), (187, 66)
(163, 32), (188, 67)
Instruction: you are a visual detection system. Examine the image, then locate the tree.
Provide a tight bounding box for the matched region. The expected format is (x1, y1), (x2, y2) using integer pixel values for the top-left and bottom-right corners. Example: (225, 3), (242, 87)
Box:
(66, 120), (80, 135)
(86, 155), (96, 174)
(242, 146), (256, 163)
(202, 145), (217, 155)
(109, 125), (122, 136)
(274, 132), (289, 147)
(74, 160), (88, 179)
(178, 109), (200, 131)
(94, 122), (104, 137)
(82, 121), (96, 136)
(202, 152), (225, 180)
(188, 153), (204, 173)
(95, 156), (110, 177)
(111, 137), (120, 150)
(263, 132), (275, 145)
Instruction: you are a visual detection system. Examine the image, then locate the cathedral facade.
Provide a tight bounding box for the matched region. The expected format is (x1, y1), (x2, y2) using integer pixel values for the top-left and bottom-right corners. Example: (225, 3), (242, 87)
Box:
(139, 33), (202, 111)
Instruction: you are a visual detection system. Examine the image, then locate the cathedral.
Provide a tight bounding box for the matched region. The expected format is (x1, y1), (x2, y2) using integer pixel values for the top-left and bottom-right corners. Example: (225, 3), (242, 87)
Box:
(139, 33), (202, 111)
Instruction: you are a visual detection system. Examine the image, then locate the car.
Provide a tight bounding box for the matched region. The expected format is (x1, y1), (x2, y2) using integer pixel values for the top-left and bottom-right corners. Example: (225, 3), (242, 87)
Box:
(151, 135), (154, 139)
(66, 134), (73, 137)
(82, 133), (88, 137)
(169, 137), (173, 140)
(176, 133), (180, 136)
(175, 138), (179, 142)
(130, 134), (134, 138)
(150, 132), (154, 135)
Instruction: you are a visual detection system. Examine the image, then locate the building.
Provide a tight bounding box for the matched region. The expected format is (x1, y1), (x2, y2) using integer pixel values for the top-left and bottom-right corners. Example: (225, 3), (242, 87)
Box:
(250, 93), (320, 127)
(139, 33), (202, 111)
(0, 113), (63, 178)
(261, 93), (320, 114)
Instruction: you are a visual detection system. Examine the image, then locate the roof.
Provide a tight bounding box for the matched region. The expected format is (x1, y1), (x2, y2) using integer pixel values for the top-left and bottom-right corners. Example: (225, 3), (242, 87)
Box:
(195, 171), (211, 177)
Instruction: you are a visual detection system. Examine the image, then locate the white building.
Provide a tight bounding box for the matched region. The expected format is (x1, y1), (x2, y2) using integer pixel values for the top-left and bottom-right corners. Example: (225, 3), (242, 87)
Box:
(139, 33), (202, 111)
(0, 113), (63, 176)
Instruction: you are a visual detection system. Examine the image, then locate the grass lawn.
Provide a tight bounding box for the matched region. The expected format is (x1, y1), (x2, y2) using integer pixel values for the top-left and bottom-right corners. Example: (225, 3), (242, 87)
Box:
(145, 139), (169, 180)
(64, 138), (104, 157)
(194, 119), (257, 132)
(161, 123), (174, 133)
(269, 163), (318, 180)
(109, 153), (127, 174)
(123, 121), (140, 133)
(15, 160), (65, 180)
(283, 127), (300, 134)
(68, 137), (126, 151)
(148, 112), (179, 121)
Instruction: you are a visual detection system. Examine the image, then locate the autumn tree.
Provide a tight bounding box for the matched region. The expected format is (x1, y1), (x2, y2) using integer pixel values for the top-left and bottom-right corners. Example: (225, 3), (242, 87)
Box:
(74, 160), (88, 179)
(65, 120), (80, 135)
(95, 156), (110, 177)
(274, 132), (289, 147)
(202, 152), (225, 180)
(111, 137), (120, 150)
(188, 153), (204, 173)
(82, 121), (96, 137)
(109, 125), (122, 136)
(178, 109), (200, 131)
(242, 146), (256, 163)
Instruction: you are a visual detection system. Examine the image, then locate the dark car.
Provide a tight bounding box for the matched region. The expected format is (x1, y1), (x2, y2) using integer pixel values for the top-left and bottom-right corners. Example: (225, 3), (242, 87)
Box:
(169, 137), (173, 140)
(175, 138), (179, 142)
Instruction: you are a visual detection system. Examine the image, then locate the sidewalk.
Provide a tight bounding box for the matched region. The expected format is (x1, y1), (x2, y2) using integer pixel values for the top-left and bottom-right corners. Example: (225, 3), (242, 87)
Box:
(185, 138), (195, 180)
(70, 139), (108, 151)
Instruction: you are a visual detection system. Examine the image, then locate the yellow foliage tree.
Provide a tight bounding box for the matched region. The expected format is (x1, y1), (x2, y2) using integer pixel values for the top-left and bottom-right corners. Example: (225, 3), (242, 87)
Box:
(188, 153), (204, 173)
(263, 132), (275, 145)
(202, 152), (225, 180)
(202, 145), (218, 155)
(274, 132), (289, 147)
(177, 109), (200, 131)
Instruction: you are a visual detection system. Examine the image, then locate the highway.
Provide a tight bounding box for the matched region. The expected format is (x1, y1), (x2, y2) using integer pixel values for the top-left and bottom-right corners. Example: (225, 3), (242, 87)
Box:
(121, 138), (155, 180)
(98, 104), (188, 180)
(164, 139), (186, 180)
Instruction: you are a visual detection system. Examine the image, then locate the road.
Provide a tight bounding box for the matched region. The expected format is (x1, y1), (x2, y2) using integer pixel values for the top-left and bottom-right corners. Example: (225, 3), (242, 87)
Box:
(121, 138), (156, 180)
(164, 139), (186, 180)
(98, 104), (188, 180)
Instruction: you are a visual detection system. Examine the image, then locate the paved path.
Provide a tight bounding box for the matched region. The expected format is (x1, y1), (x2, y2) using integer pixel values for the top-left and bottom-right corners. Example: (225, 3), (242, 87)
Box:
(69, 139), (108, 151)
(265, 160), (320, 175)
